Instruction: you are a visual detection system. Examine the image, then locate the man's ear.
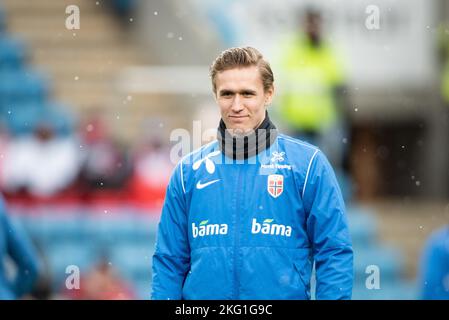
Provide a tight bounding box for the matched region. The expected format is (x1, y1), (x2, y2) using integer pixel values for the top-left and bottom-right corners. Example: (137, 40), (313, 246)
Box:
(265, 85), (275, 105)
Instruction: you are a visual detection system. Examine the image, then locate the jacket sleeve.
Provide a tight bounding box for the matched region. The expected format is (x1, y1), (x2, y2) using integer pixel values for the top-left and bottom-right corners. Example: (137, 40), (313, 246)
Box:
(2, 201), (40, 298)
(151, 161), (190, 300)
(418, 230), (448, 300)
(302, 151), (353, 300)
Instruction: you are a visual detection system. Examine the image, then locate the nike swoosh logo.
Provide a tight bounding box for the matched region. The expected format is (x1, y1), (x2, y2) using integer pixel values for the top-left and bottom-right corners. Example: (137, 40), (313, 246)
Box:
(196, 179), (220, 189)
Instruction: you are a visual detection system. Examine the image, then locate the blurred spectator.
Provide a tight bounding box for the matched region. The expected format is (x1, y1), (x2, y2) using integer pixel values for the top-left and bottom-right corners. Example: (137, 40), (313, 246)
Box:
(76, 116), (132, 201)
(0, 121), (82, 198)
(0, 195), (40, 299)
(418, 226), (449, 300)
(129, 134), (172, 210)
(108, 0), (138, 27)
(62, 258), (135, 300)
(275, 8), (350, 171)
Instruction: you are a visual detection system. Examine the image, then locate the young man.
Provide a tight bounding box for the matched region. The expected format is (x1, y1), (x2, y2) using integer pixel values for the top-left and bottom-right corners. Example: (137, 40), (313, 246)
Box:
(152, 47), (353, 300)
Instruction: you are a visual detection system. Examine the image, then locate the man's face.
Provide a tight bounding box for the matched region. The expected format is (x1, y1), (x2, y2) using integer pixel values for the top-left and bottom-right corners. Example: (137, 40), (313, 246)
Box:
(305, 14), (321, 45)
(214, 66), (274, 134)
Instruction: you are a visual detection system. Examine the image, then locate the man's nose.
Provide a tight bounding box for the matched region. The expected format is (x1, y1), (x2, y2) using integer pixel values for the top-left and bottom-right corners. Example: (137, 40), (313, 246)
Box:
(231, 95), (244, 112)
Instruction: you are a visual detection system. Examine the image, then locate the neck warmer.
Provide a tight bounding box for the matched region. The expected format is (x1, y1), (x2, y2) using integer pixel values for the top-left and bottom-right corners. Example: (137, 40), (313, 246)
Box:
(217, 111), (278, 160)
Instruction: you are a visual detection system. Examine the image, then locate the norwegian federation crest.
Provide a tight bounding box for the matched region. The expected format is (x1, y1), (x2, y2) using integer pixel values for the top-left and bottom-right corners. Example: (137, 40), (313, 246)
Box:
(267, 174), (283, 198)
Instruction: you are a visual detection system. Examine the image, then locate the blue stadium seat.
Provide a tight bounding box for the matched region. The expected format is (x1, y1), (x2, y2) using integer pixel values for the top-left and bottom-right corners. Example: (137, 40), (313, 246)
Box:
(0, 36), (26, 70)
(1, 102), (42, 135)
(46, 243), (100, 290)
(0, 101), (76, 136)
(20, 213), (89, 247)
(353, 246), (404, 282)
(0, 70), (49, 108)
(109, 242), (154, 279)
(134, 281), (152, 300)
(85, 215), (157, 248)
(42, 102), (77, 136)
(352, 280), (418, 300)
(346, 205), (379, 249)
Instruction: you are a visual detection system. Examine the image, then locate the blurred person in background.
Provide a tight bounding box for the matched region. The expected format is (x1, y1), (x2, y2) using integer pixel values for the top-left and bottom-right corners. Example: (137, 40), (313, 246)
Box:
(0, 195), (40, 299)
(275, 8), (350, 173)
(129, 128), (173, 210)
(152, 47), (353, 300)
(76, 115), (132, 202)
(418, 225), (449, 299)
(62, 258), (135, 300)
(0, 121), (82, 199)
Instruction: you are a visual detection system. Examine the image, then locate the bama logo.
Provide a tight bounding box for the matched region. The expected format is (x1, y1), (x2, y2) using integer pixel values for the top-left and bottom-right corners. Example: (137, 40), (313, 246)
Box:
(251, 218), (292, 237)
(192, 220), (228, 238)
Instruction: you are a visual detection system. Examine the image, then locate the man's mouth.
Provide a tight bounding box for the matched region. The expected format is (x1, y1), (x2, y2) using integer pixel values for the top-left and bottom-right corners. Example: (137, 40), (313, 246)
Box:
(229, 115), (249, 121)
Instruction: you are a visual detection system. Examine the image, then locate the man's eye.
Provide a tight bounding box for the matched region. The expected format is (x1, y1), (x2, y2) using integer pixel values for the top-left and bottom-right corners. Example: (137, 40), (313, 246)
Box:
(242, 92), (254, 97)
(221, 92), (231, 97)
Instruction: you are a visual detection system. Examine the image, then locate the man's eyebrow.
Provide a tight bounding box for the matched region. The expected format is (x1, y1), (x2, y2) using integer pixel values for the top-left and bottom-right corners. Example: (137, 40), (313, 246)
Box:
(240, 89), (257, 94)
(218, 89), (234, 95)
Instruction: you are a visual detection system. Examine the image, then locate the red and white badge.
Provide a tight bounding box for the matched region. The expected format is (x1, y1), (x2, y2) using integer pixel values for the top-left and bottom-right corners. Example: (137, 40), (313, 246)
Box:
(267, 174), (283, 198)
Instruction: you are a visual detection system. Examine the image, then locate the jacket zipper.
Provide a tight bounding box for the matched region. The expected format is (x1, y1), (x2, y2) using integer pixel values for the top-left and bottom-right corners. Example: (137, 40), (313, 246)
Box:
(233, 165), (243, 299)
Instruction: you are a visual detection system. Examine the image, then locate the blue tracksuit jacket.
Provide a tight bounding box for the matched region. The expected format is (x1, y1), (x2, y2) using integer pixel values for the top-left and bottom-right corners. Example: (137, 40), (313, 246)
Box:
(0, 197), (40, 299)
(152, 134), (353, 299)
(419, 226), (449, 300)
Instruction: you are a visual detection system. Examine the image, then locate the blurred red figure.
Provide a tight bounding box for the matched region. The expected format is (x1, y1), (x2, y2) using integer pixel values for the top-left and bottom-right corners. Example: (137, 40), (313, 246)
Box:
(129, 136), (173, 211)
(63, 260), (135, 300)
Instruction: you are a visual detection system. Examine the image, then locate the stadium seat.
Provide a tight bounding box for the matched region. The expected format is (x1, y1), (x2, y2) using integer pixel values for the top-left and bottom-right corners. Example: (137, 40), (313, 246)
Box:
(352, 280), (418, 300)
(0, 36), (26, 70)
(353, 246), (404, 283)
(21, 213), (88, 247)
(45, 243), (100, 290)
(42, 102), (77, 136)
(346, 205), (379, 249)
(134, 281), (152, 300)
(0, 70), (49, 108)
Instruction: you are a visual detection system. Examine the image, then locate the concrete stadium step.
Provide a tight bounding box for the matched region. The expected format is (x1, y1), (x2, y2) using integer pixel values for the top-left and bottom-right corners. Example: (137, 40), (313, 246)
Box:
(2, 0), (165, 142)
(1, 0), (98, 12)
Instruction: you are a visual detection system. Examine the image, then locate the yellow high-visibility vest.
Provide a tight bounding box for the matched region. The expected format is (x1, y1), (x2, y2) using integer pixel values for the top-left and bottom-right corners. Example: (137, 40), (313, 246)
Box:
(277, 35), (344, 131)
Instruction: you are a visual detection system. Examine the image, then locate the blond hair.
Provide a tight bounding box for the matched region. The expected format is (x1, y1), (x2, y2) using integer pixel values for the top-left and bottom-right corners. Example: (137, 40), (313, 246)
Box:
(209, 47), (274, 94)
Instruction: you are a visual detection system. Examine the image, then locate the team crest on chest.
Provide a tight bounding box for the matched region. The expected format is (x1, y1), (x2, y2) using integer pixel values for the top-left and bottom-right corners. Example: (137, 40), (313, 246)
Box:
(267, 174), (283, 198)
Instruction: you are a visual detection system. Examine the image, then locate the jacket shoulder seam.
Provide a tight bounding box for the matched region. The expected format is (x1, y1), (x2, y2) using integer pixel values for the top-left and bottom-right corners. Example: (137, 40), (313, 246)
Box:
(278, 135), (319, 151)
(302, 149), (320, 197)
